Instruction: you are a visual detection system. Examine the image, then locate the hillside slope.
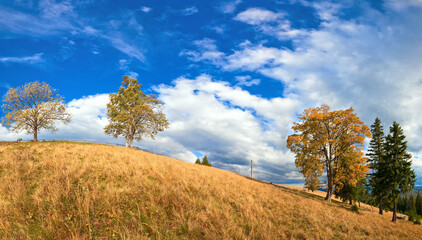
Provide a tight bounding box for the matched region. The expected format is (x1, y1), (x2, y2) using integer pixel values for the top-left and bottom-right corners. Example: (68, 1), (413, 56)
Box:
(0, 142), (421, 239)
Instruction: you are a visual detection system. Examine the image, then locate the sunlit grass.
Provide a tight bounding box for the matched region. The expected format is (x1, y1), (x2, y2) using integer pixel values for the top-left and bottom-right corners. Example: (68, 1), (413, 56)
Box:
(0, 141), (420, 239)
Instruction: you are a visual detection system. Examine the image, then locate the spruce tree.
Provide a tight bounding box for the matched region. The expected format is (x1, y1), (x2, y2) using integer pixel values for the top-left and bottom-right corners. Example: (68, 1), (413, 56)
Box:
(416, 192), (422, 216)
(367, 117), (387, 214)
(195, 158), (201, 164)
(201, 155), (211, 167)
(384, 122), (416, 223)
(406, 195), (416, 214)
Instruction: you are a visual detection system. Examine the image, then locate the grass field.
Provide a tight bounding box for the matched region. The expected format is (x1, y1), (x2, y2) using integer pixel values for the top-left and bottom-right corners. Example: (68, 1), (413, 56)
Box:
(0, 141), (421, 239)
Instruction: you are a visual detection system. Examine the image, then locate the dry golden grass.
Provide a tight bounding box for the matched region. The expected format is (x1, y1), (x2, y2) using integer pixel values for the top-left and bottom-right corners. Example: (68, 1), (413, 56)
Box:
(0, 141), (421, 239)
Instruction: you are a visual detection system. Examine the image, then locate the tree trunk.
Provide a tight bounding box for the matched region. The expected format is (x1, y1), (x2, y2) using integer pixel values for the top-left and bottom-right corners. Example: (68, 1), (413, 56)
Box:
(392, 201), (397, 223)
(125, 137), (129, 147)
(349, 198), (352, 205)
(33, 127), (38, 141)
(130, 135), (134, 148)
(325, 180), (333, 201)
(379, 199), (383, 215)
(359, 201), (361, 207)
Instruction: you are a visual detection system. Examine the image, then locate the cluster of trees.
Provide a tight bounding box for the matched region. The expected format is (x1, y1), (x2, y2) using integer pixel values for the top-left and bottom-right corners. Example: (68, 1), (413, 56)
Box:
(397, 192), (422, 220)
(287, 105), (416, 223)
(1, 76), (169, 147)
(195, 155), (211, 166)
(366, 118), (415, 222)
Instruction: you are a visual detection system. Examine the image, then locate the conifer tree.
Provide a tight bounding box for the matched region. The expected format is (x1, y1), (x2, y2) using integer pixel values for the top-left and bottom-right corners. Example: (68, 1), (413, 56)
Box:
(416, 192), (422, 216)
(201, 155), (211, 166)
(383, 122), (416, 223)
(406, 195), (416, 214)
(367, 117), (388, 214)
(195, 158), (201, 164)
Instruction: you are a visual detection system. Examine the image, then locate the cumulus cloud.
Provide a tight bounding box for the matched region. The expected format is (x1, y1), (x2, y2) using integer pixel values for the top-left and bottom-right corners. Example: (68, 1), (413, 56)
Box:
(234, 7), (306, 40)
(179, 1), (422, 183)
(234, 7), (283, 25)
(153, 75), (300, 181)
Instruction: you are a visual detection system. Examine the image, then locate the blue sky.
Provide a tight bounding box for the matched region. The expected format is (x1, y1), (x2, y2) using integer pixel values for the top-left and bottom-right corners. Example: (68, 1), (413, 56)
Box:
(1, 0), (422, 186)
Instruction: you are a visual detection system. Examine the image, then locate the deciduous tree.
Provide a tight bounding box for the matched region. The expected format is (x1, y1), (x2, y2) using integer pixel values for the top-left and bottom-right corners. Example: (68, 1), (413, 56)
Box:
(1, 81), (71, 141)
(287, 105), (370, 201)
(105, 76), (169, 147)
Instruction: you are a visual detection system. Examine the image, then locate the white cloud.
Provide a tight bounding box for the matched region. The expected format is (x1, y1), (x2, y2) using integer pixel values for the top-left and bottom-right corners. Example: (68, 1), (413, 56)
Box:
(153, 75), (299, 175)
(127, 71), (139, 79)
(385, 0), (422, 10)
(235, 75), (260, 87)
(0, 3), (146, 62)
(219, 0), (242, 14)
(225, 45), (284, 71)
(234, 8), (283, 25)
(0, 53), (44, 64)
(119, 59), (129, 70)
(180, 38), (225, 65)
(140, 6), (152, 13)
(234, 7), (306, 40)
(178, 2), (422, 182)
(182, 7), (198, 16)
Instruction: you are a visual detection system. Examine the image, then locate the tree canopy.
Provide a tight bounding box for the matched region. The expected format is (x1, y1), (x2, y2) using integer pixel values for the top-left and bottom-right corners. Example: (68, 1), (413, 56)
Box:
(287, 105), (371, 201)
(1, 81), (71, 141)
(104, 76), (169, 147)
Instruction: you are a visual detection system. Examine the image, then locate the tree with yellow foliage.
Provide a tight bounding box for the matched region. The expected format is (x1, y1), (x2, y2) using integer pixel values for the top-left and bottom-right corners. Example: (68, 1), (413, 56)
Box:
(105, 76), (169, 148)
(287, 105), (370, 201)
(1, 82), (71, 141)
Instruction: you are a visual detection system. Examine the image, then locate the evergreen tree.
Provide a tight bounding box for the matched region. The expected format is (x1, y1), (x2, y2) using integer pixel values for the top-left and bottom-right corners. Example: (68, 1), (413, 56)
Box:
(201, 155), (211, 167)
(416, 192), (422, 216)
(195, 158), (201, 164)
(406, 195), (416, 214)
(354, 178), (368, 207)
(367, 117), (388, 214)
(398, 196), (407, 213)
(383, 122), (416, 223)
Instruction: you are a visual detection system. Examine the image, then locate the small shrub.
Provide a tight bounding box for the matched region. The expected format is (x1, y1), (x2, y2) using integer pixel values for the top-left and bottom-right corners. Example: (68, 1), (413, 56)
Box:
(414, 218), (421, 225)
(407, 211), (416, 222)
(351, 204), (359, 213)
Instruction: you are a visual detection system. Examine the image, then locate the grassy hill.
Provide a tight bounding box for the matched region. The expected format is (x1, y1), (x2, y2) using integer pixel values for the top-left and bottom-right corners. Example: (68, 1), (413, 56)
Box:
(0, 141), (421, 239)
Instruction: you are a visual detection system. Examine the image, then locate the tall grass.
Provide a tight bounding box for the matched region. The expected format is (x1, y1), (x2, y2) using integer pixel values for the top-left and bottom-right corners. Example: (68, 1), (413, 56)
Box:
(0, 141), (420, 239)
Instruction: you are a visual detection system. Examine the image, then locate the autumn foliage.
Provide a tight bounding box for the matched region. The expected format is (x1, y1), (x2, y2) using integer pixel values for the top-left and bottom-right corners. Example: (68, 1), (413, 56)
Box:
(287, 105), (371, 201)
(1, 82), (71, 141)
